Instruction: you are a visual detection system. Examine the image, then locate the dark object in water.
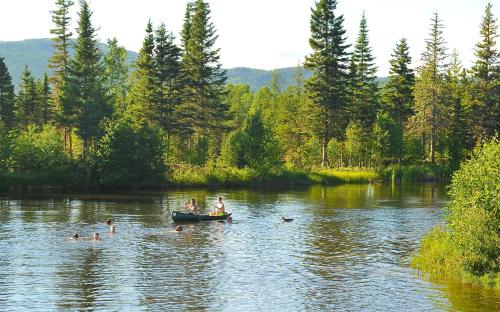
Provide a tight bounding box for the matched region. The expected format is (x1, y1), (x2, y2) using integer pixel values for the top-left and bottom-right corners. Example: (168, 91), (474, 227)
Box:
(73, 233), (79, 239)
(175, 225), (183, 232)
(106, 219), (112, 225)
(172, 211), (232, 222)
(281, 217), (294, 222)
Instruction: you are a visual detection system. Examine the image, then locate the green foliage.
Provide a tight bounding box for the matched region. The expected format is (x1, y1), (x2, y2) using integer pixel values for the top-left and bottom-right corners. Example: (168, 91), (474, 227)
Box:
(103, 38), (129, 114)
(0, 123), (11, 172)
(470, 3), (499, 141)
(414, 139), (500, 287)
(65, 0), (112, 152)
(180, 0), (229, 134)
(372, 112), (403, 165)
(0, 57), (15, 129)
(344, 120), (364, 166)
(382, 38), (415, 128)
(348, 12), (379, 130)
(221, 110), (281, 173)
(9, 124), (69, 182)
(304, 0), (350, 166)
(16, 66), (38, 128)
(127, 20), (156, 123)
(97, 118), (166, 188)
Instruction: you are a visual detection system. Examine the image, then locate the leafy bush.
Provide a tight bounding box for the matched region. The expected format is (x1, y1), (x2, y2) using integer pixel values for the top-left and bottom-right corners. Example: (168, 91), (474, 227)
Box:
(8, 124), (70, 185)
(413, 139), (500, 287)
(97, 119), (166, 188)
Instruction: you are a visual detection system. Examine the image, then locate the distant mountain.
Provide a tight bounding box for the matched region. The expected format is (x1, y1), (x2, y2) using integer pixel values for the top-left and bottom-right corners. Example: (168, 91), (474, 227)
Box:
(0, 38), (386, 92)
(0, 38), (138, 88)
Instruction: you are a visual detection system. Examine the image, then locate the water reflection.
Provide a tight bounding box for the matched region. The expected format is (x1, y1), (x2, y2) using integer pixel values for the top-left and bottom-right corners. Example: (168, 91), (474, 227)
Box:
(0, 184), (498, 311)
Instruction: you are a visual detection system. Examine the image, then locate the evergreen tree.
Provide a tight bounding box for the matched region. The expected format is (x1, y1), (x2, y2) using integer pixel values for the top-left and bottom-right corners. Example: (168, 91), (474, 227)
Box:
(382, 38), (415, 129)
(154, 23), (182, 151)
(348, 12), (379, 130)
(0, 57), (15, 129)
(471, 2), (499, 141)
(446, 51), (470, 170)
(304, 0), (350, 167)
(180, 0), (229, 135)
(16, 66), (38, 129)
(66, 0), (111, 155)
(48, 0), (74, 121)
(408, 13), (449, 163)
(103, 38), (129, 114)
(128, 20), (156, 123)
(37, 73), (52, 124)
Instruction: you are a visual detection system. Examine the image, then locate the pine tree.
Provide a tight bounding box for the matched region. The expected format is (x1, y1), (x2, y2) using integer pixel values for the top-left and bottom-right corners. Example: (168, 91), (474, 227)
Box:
(66, 0), (111, 155)
(446, 50), (469, 170)
(348, 12), (379, 130)
(382, 38), (415, 129)
(408, 12), (449, 163)
(128, 20), (156, 123)
(471, 2), (499, 141)
(103, 38), (129, 114)
(48, 0), (73, 119)
(154, 23), (182, 156)
(304, 0), (350, 167)
(0, 57), (15, 129)
(16, 66), (38, 129)
(180, 0), (229, 135)
(36, 73), (52, 124)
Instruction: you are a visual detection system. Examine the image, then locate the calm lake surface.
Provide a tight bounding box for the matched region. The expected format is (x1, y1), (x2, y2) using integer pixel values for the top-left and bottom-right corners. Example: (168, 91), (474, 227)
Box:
(0, 184), (498, 311)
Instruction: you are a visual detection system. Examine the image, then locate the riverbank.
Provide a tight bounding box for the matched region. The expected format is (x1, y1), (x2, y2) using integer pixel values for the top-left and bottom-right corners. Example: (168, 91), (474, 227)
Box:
(0, 164), (450, 191)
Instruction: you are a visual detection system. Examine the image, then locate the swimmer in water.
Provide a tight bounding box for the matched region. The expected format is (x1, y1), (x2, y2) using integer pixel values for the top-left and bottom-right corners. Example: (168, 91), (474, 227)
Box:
(110, 224), (116, 233)
(68, 233), (79, 240)
(106, 219), (112, 226)
(92, 232), (101, 241)
(175, 225), (183, 232)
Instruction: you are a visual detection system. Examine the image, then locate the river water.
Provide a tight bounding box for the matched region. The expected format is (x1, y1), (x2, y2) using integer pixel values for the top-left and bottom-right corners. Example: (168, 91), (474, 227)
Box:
(0, 184), (498, 311)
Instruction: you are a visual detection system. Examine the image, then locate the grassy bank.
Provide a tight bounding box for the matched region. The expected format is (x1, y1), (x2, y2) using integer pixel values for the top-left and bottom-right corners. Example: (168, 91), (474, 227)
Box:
(167, 165), (379, 187)
(378, 164), (451, 183)
(1, 164), (450, 191)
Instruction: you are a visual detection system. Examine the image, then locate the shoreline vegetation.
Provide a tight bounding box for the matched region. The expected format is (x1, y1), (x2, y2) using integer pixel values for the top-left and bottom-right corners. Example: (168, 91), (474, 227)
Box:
(0, 163), (450, 192)
(412, 140), (499, 289)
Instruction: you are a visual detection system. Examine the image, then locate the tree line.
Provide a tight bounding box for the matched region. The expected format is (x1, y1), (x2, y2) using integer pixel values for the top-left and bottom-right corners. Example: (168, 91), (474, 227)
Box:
(0, 0), (498, 188)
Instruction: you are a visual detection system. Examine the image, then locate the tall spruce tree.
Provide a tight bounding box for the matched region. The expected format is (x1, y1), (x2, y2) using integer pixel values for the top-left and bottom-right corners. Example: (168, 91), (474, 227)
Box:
(348, 12), (379, 130)
(0, 57), (15, 129)
(48, 0), (73, 125)
(128, 20), (157, 123)
(446, 50), (469, 170)
(304, 0), (350, 167)
(65, 0), (111, 155)
(471, 2), (499, 141)
(382, 38), (415, 129)
(180, 0), (229, 136)
(409, 12), (449, 163)
(37, 73), (52, 124)
(154, 23), (182, 156)
(16, 66), (38, 129)
(103, 38), (129, 114)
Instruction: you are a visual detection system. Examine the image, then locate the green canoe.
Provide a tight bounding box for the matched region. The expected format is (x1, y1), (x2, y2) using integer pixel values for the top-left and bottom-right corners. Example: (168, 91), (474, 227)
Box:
(171, 211), (232, 222)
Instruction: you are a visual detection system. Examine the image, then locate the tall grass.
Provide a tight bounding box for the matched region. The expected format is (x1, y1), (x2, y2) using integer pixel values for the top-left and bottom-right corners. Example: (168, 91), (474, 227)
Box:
(167, 165), (378, 187)
(379, 164), (451, 183)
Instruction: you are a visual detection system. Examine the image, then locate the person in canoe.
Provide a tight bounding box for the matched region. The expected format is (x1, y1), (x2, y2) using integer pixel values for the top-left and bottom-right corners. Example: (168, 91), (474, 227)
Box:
(185, 198), (198, 215)
(215, 196), (225, 216)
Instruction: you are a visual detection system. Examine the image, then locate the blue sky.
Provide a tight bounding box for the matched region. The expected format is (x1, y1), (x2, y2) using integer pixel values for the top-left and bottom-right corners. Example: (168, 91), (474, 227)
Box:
(0, 0), (497, 75)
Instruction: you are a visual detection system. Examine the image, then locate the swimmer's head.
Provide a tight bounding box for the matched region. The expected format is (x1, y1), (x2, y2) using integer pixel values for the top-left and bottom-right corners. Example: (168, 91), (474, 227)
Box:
(106, 219), (112, 226)
(175, 225), (183, 232)
(110, 224), (116, 233)
(73, 233), (79, 239)
(93, 232), (100, 240)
